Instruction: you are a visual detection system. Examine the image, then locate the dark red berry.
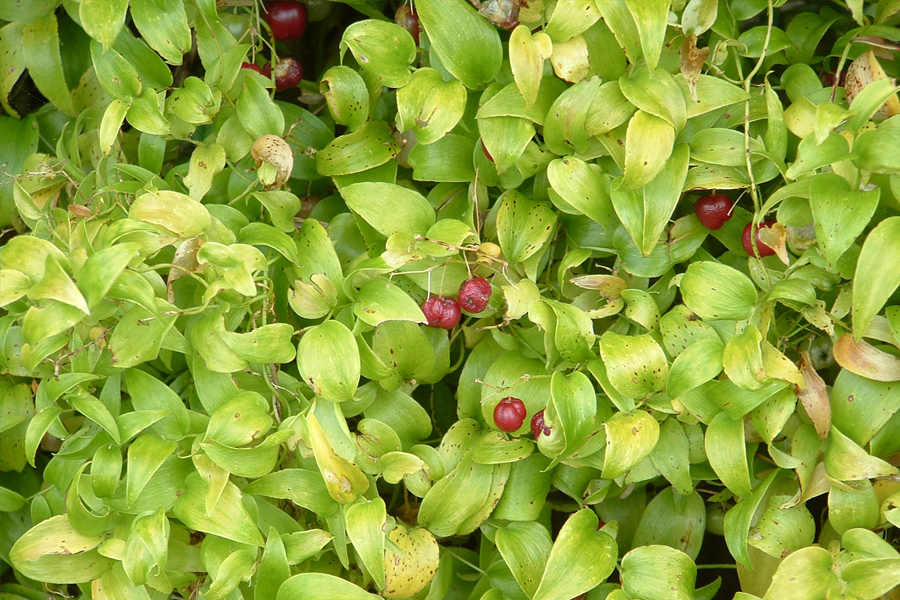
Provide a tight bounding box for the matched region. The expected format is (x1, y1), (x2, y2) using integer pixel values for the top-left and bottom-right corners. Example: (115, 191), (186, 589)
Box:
(742, 220), (777, 257)
(422, 296), (461, 329)
(494, 397), (527, 432)
(481, 140), (494, 162)
(263, 0), (308, 41)
(457, 277), (492, 313)
(395, 4), (420, 46)
(241, 61), (264, 74)
(694, 194), (733, 230)
(270, 57), (303, 90)
(530, 409), (551, 438)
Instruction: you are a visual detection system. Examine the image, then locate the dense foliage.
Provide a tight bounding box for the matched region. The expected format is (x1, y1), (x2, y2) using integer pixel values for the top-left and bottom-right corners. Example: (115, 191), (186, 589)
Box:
(1, 0), (900, 599)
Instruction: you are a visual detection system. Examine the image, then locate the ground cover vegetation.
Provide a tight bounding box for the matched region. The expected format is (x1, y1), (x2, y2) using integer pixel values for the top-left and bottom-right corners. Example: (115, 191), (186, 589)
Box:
(1, 0), (900, 598)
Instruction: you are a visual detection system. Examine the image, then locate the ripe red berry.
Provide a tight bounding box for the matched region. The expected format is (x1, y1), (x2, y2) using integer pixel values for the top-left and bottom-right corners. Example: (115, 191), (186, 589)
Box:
(267, 57), (303, 91)
(263, 0), (308, 41)
(694, 194), (733, 230)
(457, 277), (492, 314)
(395, 4), (420, 45)
(494, 397), (527, 432)
(241, 61), (264, 74)
(422, 296), (461, 329)
(742, 220), (777, 257)
(530, 409), (551, 438)
(481, 140), (494, 162)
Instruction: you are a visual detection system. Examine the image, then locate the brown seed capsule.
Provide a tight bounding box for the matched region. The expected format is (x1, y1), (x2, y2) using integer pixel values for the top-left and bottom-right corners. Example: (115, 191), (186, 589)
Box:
(250, 134), (294, 190)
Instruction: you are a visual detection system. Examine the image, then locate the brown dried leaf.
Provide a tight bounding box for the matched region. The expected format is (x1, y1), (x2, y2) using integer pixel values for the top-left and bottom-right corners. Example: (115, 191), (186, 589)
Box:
(757, 222), (789, 266)
(797, 351), (831, 440)
(833, 334), (900, 382)
(680, 34), (710, 103)
(167, 237), (204, 304)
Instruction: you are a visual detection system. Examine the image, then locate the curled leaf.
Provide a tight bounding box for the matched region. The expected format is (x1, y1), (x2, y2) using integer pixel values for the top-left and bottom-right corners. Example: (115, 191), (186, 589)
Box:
(797, 351), (831, 440)
(834, 334), (900, 382)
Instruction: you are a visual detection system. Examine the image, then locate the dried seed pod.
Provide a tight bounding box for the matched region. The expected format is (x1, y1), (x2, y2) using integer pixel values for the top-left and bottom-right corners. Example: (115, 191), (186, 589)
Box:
(250, 134), (293, 190)
(844, 49), (900, 118)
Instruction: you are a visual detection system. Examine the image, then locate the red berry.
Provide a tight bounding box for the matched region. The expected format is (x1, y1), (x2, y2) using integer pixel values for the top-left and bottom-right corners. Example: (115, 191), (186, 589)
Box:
(395, 4), (420, 45)
(694, 194), (733, 230)
(481, 140), (494, 162)
(263, 0), (308, 41)
(494, 397), (527, 432)
(241, 61), (264, 74)
(742, 221), (777, 257)
(422, 296), (461, 329)
(530, 409), (551, 438)
(271, 57), (303, 90)
(457, 277), (492, 313)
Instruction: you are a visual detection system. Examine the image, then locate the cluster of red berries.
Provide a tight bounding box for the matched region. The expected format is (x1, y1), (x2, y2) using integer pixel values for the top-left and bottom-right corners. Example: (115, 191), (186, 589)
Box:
(693, 193), (777, 257)
(492, 397), (553, 438)
(241, 1), (307, 91)
(421, 276), (493, 329)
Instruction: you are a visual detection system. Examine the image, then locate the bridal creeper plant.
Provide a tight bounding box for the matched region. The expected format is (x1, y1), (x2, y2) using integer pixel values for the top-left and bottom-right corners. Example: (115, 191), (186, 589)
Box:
(1, 0), (900, 598)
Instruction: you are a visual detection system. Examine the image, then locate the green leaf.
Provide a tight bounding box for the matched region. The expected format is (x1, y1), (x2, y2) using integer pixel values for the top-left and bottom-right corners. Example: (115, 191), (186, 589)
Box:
(206, 391), (272, 447)
(79, 0), (127, 48)
(829, 480), (879, 535)
(547, 157), (615, 229)
(123, 369), (190, 440)
(533, 509), (617, 600)
(342, 182), (435, 237)
(416, 0), (502, 89)
(761, 547), (838, 600)
(397, 68), (466, 144)
(682, 0), (718, 35)
(277, 573), (380, 600)
(722, 325), (766, 391)
(341, 20), (415, 88)
(237, 75), (284, 138)
(810, 173), (879, 266)
(667, 338), (724, 399)
(623, 0), (669, 71)
(619, 65), (686, 131)
(599, 331), (668, 399)
(222, 323), (296, 364)
(855, 127), (900, 175)
(417, 452), (493, 537)
(852, 217), (900, 338)
(612, 143), (689, 255)
(408, 134), (476, 182)
(749, 494), (816, 558)
(129, 190), (210, 238)
(842, 558), (900, 599)
(244, 469), (340, 517)
(825, 425), (899, 481)
(298, 321), (360, 403)
(307, 412), (370, 504)
(680, 261), (758, 321)
(621, 110), (675, 190)
(184, 143), (226, 200)
(633, 488), (706, 560)
(602, 410), (660, 479)
(353, 279), (427, 327)
(0, 114), (39, 227)
(22, 12), (74, 115)
(649, 419), (695, 496)
(130, 0), (191, 64)
(69, 394), (120, 445)
(495, 521), (552, 598)
(26, 255), (89, 314)
(321, 66), (369, 132)
(173, 472), (264, 546)
(496, 189), (557, 263)
(8, 515), (114, 584)
(317, 120), (398, 177)
(345, 498), (387, 589)
(723, 469), (780, 568)
(621, 545), (697, 600)
(705, 411), (751, 497)
(509, 26), (550, 110)
(126, 433), (177, 507)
